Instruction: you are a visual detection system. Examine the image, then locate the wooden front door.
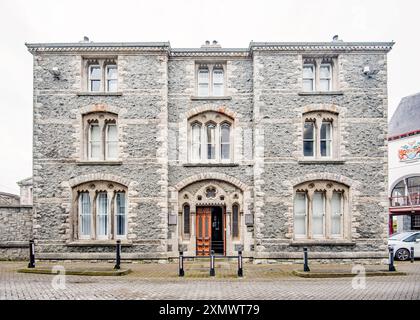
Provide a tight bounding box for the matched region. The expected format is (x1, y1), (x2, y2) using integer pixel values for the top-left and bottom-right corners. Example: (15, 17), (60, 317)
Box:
(196, 207), (211, 256)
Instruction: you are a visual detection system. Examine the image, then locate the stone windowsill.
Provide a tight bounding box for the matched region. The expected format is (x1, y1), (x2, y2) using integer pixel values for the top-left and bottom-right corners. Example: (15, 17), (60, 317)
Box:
(76, 160), (123, 166)
(66, 240), (133, 247)
(183, 163), (239, 168)
(298, 91), (344, 96)
(190, 96), (232, 101)
(298, 159), (346, 165)
(290, 240), (356, 246)
(76, 92), (123, 97)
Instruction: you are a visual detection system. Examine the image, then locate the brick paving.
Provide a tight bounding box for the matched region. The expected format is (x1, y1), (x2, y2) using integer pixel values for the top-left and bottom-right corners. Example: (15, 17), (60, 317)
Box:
(0, 261), (419, 300)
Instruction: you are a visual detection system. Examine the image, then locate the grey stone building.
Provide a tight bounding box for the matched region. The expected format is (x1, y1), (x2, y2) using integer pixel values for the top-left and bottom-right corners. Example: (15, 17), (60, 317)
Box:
(16, 38), (394, 262)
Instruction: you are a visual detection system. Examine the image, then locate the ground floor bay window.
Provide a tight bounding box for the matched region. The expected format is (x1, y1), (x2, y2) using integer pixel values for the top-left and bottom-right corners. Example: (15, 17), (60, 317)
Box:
(293, 181), (349, 239)
(73, 181), (127, 240)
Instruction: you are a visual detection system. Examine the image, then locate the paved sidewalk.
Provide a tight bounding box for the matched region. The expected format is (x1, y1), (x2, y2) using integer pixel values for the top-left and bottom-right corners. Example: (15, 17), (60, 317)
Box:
(0, 261), (419, 300)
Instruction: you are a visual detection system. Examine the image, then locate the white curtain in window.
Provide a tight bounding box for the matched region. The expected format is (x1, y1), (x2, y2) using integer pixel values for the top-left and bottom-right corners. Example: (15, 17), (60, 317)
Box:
(206, 123), (216, 160)
(79, 192), (91, 237)
(89, 65), (101, 92)
(331, 192), (342, 235)
(106, 124), (118, 159)
(116, 192), (126, 236)
(220, 123), (230, 160)
(294, 193), (307, 236)
(303, 65), (315, 92)
(320, 122), (332, 157)
(97, 193), (108, 237)
(212, 69), (224, 96)
(198, 69), (209, 96)
(106, 65), (118, 92)
(312, 192), (324, 236)
(89, 124), (101, 160)
(191, 123), (201, 161)
(319, 64), (332, 91)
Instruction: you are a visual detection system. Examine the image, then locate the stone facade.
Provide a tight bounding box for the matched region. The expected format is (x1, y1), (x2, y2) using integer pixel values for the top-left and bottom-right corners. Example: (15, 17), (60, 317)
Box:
(12, 40), (393, 262)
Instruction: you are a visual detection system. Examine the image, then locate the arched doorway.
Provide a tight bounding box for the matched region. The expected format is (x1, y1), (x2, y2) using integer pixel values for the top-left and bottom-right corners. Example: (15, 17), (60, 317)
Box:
(178, 179), (244, 256)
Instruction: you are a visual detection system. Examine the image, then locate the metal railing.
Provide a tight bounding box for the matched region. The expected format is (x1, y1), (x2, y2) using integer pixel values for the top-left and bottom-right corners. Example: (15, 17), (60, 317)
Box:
(178, 250), (243, 277)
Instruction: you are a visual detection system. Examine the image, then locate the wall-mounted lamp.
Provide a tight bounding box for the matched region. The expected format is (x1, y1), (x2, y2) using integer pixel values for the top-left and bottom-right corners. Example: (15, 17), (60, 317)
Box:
(362, 65), (379, 78)
(49, 67), (61, 80)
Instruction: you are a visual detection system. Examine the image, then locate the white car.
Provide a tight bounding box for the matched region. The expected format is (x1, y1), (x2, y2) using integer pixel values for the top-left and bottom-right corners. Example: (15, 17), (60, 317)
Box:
(388, 231), (420, 261)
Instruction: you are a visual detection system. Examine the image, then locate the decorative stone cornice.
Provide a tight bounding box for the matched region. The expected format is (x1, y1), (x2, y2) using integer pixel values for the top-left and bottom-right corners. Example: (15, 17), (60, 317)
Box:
(25, 42), (171, 54)
(26, 41), (394, 55)
(249, 42), (395, 53)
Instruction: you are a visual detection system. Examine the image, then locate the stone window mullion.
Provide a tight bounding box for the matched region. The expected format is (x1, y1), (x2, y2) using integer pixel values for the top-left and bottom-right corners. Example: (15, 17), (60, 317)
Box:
(325, 189), (333, 239)
(307, 190), (314, 239)
(90, 191), (97, 239)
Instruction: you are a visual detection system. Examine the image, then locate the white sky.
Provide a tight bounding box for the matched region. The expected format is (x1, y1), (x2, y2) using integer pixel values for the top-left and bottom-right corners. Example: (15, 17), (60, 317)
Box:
(0, 0), (419, 194)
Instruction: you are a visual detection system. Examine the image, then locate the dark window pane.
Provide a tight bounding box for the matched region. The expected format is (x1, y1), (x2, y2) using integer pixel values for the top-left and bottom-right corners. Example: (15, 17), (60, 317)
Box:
(232, 205), (239, 238)
(303, 122), (314, 140)
(303, 141), (314, 157)
(183, 205), (190, 235)
(320, 141), (327, 157)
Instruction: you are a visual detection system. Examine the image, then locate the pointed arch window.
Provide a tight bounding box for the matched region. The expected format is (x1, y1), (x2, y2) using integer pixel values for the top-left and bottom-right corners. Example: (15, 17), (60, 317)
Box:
(183, 204), (190, 236)
(232, 204), (240, 238)
(73, 182), (127, 240)
(191, 123), (202, 161)
(83, 112), (119, 161)
(220, 123), (231, 160)
(206, 123), (216, 160)
(302, 111), (338, 160)
(188, 112), (233, 163)
(293, 181), (348, 239)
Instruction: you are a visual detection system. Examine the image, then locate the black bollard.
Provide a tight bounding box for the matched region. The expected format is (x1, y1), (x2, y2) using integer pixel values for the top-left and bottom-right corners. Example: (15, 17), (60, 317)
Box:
(238, 251), (243, 277)
(303, 247), (310, 272)
(28, 240), (35, 269)
(114, 240), (121, 270)
(389, 247), (396, 272)
(411, 247), (415, 264)
(210, 250), (215, 277)
(179, 251), (185, 277)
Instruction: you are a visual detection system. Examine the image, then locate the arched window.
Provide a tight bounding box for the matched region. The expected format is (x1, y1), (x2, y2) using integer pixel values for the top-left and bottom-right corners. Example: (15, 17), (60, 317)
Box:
(302, 111), (338, 159)
(293, 181), (348, 239)
(83, 112), (119, 161)
(191, 123), (201, 161)
(79, 192), (91, 239)
(220, 123), (231, 160)
(183, 204), (190, 236)
(73, 181), (127, 240)
(303, 121), (315, 157)
(391, 176), (420, 207)
(206, 123), (216, 160)
(232, 204), (239, 238)
(188, 112), (233, 163)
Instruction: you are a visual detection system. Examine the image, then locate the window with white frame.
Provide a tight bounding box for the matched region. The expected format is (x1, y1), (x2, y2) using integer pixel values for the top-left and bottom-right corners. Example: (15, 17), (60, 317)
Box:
(302, 111), (338, 159)
(293, 181), (348, 239)
(84, 58), (118, 92)
(302, 58), (336, 92)
(188, 112), (233, 163)
(196, 63), (226, 97)
(74, 181), (127, 240)
(83, 112), (119, 161)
